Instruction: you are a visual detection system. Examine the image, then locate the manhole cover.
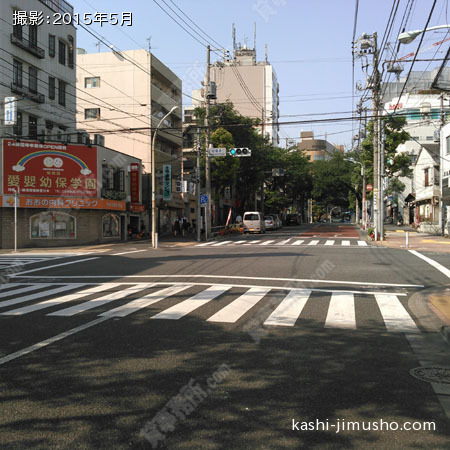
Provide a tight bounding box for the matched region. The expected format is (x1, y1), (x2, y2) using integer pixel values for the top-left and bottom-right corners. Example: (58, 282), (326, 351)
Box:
(410, 366), (450, 384)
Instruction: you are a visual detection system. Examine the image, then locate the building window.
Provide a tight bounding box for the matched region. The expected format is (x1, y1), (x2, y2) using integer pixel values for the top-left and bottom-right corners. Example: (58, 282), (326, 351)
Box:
(14, 111), (22, 136)
(29, 66), (38, 93)
(114, 169), (125, 191)
(49, 76), (55, 100)
(49, 34), (55, 57)
(29, 115), (37, 139)
(13, 19), (23, 40)
(30, 212), (76, 239)
(58, 79), (66, 106)
(58, 40), (66, 65)
(424, 168), (430, 187)
(84, 108), (100, 119)
(13, 59), (23, 87)
(68, 35), (74, 68)
(84, 77), (100, 88)
(447, 135), (450, 155)
(29, 25), (37, 47)
(102, 214), (120, 237)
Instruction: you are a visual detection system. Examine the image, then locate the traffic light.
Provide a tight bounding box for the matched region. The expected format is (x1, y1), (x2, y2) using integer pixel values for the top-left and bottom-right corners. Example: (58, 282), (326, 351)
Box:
(229, 147), (251, 157)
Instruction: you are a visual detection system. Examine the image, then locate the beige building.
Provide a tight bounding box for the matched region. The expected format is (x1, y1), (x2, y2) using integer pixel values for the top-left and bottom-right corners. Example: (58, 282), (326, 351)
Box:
(0, 0), (77, 141)
(193, 43), (279, 145)
(76, 49), (185, 231)
(297, 131), (341, 161)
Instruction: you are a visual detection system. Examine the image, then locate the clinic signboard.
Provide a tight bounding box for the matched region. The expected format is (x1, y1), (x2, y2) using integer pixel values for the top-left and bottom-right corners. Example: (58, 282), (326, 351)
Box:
(2, 139), (98, 197)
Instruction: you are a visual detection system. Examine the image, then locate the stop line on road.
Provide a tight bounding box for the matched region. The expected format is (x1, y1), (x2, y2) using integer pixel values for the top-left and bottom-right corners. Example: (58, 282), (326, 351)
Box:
(196, 238), (369, 248)
(0, 282), (418, 333)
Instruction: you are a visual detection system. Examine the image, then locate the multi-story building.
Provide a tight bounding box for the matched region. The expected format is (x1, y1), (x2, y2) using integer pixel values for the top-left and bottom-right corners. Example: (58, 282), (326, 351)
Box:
(296, 131), (341, 161)
(0, 0), (77, 142)
(76, 49), (184, 232)
(441, 123), (450, 236)
(193, 39), (279, 145)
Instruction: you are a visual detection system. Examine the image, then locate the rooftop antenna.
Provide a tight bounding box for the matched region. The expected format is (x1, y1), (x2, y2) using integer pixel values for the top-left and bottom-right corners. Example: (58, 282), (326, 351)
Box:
(146, 36), (152, 52)
(265, 43), (268, 62)
(95, 40), (101, 52)
(254, 22), (256, 54)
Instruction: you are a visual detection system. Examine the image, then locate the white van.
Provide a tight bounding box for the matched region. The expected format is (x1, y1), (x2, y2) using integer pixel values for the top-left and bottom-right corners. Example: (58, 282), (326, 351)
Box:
(243, 211), (265, 234)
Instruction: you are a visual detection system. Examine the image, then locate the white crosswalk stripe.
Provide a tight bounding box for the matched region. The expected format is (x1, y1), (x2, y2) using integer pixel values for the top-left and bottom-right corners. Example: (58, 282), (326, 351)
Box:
(325, 240), (335, 246)
(260, 240), (275, 245)
(308, 240), (320, 246)
(151, 285), (232, 320)
(325, 292), (356, 329)
(358, 241), (368, 246)
(0, 283), (419, 333)
(264, 289), (311, 326)
(292, 240), (304, 245)
(0, 254), (85, 269)
(100, 284), (192, 318)
(207, 287), (270, 323)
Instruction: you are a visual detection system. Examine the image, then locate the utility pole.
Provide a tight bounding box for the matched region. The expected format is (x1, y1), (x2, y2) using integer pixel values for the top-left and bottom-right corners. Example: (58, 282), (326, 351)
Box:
(440, 92), (445, 235)
(196, 128), (201, 242)
(205, 45), (212, 238)
(379, 116), (385, 240)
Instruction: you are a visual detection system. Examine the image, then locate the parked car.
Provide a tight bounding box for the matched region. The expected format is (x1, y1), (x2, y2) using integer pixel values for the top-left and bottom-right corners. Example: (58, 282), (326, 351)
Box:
(272, 214), (282, 229)
(243, 211), (265, 234)
(286, 213), (300, 225)
(264, 215), (276, 231)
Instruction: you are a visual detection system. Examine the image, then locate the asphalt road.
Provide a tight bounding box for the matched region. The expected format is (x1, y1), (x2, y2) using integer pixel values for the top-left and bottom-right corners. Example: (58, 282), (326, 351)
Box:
(1, 224), (450, 449)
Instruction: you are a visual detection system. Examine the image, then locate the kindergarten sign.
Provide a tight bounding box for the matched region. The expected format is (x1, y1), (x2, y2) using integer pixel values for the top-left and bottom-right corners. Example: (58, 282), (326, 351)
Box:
(2, 139), (98, 197)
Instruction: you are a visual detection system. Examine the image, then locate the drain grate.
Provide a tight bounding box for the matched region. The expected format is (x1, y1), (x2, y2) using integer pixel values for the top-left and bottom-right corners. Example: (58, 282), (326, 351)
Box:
(410, 366), (450, 384)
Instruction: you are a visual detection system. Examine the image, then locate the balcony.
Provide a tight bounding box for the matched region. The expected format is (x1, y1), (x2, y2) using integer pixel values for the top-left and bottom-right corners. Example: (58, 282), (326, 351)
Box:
(11, 82), (45, 103)
(10, 34), (45, 59)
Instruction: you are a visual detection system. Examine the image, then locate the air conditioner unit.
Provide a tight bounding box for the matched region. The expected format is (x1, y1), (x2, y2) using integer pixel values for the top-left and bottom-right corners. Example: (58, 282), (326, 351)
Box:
(94, 134), (105, 146)
(433, 130), (440, 142)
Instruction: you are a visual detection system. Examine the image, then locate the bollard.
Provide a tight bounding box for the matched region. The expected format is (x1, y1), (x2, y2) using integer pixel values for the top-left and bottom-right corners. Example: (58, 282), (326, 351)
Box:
(406, 231), (409, 248)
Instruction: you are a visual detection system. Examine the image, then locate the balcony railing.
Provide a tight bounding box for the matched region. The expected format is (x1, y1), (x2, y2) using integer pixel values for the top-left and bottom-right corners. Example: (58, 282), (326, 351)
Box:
(10, 34), (45, 59)
(11, 82), (45, 103)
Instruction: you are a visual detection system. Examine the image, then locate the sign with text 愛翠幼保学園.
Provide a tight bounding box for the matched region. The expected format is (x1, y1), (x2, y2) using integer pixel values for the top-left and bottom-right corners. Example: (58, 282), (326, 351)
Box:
(2, 139), (98, 197)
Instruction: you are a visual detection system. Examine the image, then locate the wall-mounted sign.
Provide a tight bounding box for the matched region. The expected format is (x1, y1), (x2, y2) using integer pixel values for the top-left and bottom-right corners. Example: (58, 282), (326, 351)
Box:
(2, 139), (98, 197)
(163, 164), (171, 201)
(130, 162), (140, 203)
(4, 97), (17, 125)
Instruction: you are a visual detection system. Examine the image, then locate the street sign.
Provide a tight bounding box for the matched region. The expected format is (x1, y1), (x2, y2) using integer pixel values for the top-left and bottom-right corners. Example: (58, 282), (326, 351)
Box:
(200, 194), (208, 205)
(4, 97), (17, 125)
(207, 147), (226, 157)
(163, 164), (172, 201)
(366, 184), (373, 191)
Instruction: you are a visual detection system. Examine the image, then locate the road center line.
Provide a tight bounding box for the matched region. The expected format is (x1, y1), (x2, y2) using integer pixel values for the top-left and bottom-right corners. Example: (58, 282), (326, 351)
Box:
(409, 250), (450, 279)
(0, 317), (110, 366)
(111, 250), (147, 256)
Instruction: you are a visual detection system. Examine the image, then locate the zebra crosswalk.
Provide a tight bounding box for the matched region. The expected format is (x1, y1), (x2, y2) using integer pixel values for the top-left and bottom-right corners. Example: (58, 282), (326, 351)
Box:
(0, 282), (419, 333)
(196, 238), (369, 248)
(0, 253), (87, 270)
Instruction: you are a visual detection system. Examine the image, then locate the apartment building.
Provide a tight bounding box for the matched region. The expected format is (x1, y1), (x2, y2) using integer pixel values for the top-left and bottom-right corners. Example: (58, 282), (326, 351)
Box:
(0, 0), (77, 142)
(296, 131), (341, 161)
(76, 49), (184, 231)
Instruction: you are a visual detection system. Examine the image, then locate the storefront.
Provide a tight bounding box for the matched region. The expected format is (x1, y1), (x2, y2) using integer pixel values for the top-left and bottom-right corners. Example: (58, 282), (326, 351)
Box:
(0, 138), (145, 249)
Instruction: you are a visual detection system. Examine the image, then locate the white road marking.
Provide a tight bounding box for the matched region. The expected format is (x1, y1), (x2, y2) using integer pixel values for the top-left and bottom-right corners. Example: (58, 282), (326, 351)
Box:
(1, 284), (120, 316)
(0, 284), (49, 299)
(48, 283), (155, 316)
(0, 317), (110, 366)
(20, 274), (422, 288)
(0, 284), (84, 309)
(151, 285), (232, 320)
(325, 240), (335, 246)
(260, 240), (275, 245)
(212, 241), (233, 246)
(277, 239), (292, 245)
(357, 241), (368, 246)
(7, 258), (99, 277)
(325, 292), (356, 329)
(292, 240), (304, 245)
(409, 250), (450, 279)
(233, 241), (247, 245)
(207, 287), (270, 323)
(264, 289), (311, 326)
(100, 284), (192, 318)
(308, 240), (320, 246)
(375, 294), (419, 332)
(341, 240), (351, 246)
(243, 240), (260, 245)
(112, 250), (147, 256)
(195, 242), (214, 247)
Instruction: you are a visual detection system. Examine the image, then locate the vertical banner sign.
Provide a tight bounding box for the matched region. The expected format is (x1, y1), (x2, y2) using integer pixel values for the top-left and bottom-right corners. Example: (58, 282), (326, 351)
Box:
(130, 162), (140, 203)
(4, 97), (17, 125)
(163, 164), (171, 201)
